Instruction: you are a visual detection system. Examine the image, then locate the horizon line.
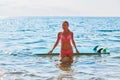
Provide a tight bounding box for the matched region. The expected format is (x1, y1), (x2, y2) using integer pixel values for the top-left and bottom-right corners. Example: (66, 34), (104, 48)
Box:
(0, 15), (120, 18)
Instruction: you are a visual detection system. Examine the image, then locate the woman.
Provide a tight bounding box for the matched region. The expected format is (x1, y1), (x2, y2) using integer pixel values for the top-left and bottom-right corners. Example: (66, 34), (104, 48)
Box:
(48, 21), (79, 62)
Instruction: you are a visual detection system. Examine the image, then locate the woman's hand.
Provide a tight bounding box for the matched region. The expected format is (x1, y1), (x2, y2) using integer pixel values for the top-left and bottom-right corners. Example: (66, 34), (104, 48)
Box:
(48, 50), (53, 54)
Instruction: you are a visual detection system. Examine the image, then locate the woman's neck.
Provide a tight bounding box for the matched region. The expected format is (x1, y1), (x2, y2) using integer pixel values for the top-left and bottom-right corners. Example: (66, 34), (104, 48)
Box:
(63, 30), (69, 33)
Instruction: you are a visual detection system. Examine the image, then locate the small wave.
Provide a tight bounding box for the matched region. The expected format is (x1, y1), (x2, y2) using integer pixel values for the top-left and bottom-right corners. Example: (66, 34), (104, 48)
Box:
(77, 61), (95, 65)
(24, 73), (40, 77)
(89, 77), (105, 80)
(34, 47), (47, 49)
(8, 38), (26, 41)
(108, 39), (120, 42)
(98, 34), (108, 36)
(97, 30), (120, 32)
(114, 36), (120, 39)
(18, 29), (36, 32)
(24, 39), (46, 44)
(9, 71), (23, 74)
(111, 56), (120, 59)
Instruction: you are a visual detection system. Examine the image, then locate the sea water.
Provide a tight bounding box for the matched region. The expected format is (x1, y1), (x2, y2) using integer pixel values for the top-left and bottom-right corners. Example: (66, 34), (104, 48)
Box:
(0, 17), (120, 80)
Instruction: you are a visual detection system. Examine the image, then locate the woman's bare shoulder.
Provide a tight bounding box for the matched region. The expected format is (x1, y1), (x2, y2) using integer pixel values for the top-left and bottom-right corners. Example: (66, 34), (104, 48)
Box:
(70, 31), (73, 34)
(58, 32), (62, 35)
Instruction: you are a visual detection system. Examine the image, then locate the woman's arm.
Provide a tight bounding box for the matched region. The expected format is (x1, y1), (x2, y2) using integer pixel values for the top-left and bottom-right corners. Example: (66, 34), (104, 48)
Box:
(71, 32), (79, 54)
(48, 32), (61, 54)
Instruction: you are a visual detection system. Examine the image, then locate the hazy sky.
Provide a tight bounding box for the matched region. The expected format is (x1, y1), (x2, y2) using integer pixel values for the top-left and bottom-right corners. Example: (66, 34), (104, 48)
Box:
(0, 0), (120, 17)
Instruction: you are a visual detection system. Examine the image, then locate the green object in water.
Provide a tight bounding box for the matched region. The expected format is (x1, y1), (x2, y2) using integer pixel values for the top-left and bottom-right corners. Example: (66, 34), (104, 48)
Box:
(103, 48), (107, 53)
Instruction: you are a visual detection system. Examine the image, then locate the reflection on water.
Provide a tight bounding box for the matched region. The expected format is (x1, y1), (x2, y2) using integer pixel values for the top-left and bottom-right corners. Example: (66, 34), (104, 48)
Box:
(56, 62), (74, 80)
(57, 73), (74, 80)
(55, 56), (75, 80)
(58, 62), (72, 71)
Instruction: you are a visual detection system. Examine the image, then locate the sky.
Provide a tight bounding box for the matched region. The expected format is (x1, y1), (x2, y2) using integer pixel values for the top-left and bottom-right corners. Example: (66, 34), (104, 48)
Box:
(0, 0), (120, 17)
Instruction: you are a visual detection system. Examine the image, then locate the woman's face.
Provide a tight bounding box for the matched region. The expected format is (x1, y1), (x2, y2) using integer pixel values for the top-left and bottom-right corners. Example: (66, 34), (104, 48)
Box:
(62, 22), (68, 31)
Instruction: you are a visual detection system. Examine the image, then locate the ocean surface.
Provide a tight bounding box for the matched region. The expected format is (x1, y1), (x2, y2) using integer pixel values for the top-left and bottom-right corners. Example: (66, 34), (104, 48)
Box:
(0, 16), (120, 80)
